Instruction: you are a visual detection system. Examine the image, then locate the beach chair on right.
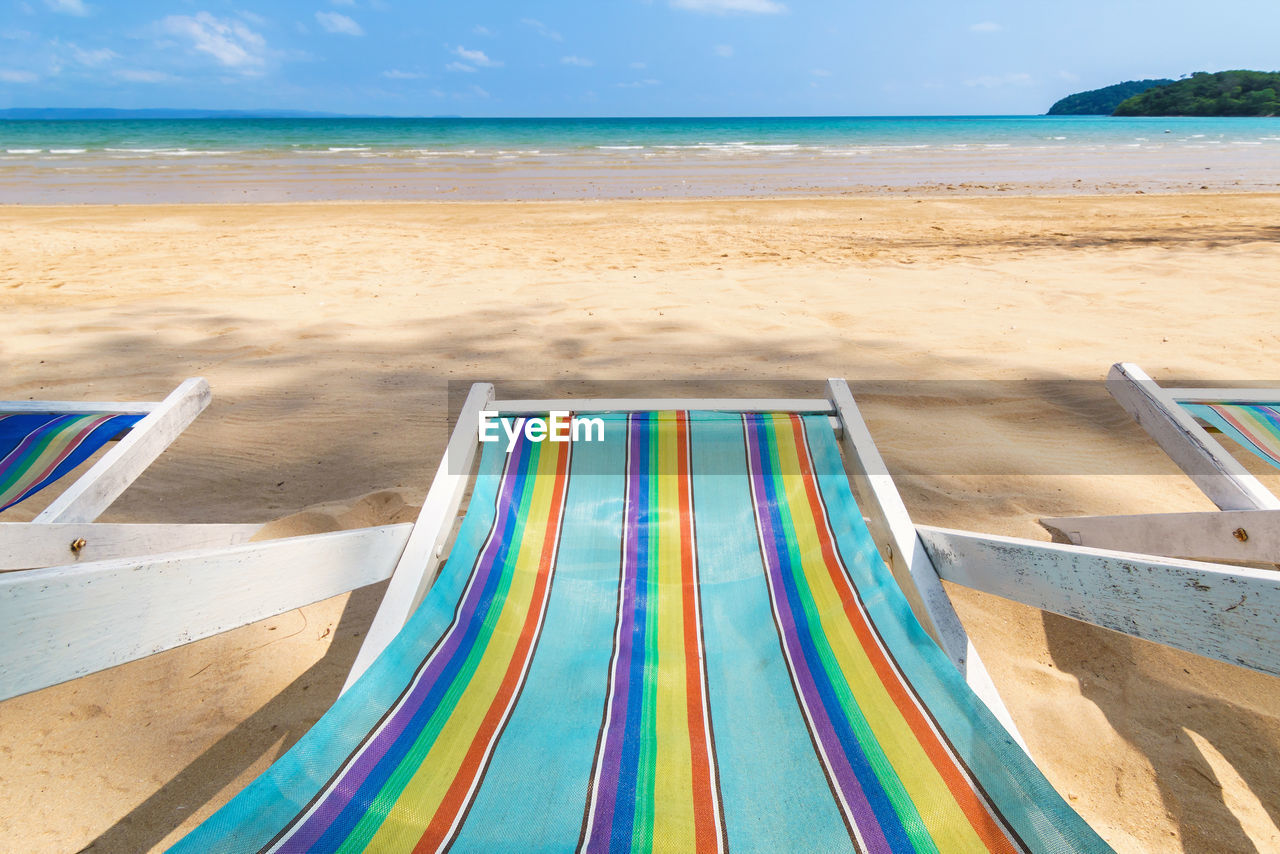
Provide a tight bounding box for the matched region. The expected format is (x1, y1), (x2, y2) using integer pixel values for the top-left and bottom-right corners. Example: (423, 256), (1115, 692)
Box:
(1041, 362), (1280, 564)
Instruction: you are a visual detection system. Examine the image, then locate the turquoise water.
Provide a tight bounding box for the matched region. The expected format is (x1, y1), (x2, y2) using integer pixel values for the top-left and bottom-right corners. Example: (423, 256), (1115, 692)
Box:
(1, 115), (1277, 202)
(4, 114), (1279, 153)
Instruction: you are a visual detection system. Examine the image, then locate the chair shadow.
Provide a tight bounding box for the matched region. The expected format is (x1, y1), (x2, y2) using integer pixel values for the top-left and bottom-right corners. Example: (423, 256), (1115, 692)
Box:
(80, 582), (387, 854)
(1042, 611), (1280, 853)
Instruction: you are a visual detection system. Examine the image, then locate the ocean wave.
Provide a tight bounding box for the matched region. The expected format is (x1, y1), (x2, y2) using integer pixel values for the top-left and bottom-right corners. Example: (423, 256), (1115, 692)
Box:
(48, 148), (88, 154)
(6, 148), (41, 154)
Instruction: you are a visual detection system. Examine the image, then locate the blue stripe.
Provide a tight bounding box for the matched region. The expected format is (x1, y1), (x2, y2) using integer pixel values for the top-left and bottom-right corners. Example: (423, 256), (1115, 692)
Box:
(611, 412), (647, 852)
(749, 415), (915, 853)
(310, 435), (536, 852)
(450, 413), (628, 851)
(1, 412), (142, 511)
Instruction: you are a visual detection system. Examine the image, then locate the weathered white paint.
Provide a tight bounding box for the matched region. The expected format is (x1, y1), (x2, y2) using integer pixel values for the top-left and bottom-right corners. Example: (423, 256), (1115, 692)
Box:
(0, 524), (412, 701)
(34, 378), (214, 524)
(344, 383), (495, 692)
(0, 400), (159, 414)
(491, 397), (835, 415)
(1108, 363), (1280, 511)
(917, 525), (1280, 676)
(1166, 388), (1280, 404)
(0, 522), (263, 570)
(1040, 509), (1280, 564)
(825, 379), (1026, 750)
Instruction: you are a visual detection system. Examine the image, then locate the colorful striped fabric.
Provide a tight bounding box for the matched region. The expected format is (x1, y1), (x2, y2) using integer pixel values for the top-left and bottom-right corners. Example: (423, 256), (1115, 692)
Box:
(1182, 402), (1280, 470)
(0, 412), (143, 513)
(176, 411), (1109, 854)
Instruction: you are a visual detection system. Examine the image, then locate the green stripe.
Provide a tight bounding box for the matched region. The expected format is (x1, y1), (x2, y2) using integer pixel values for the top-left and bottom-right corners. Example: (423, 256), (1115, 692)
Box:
(762, 417), (937, 854)
(335, 440), (543, 853)
(0, 415), (93, 499)
(632, 415), (660, 853)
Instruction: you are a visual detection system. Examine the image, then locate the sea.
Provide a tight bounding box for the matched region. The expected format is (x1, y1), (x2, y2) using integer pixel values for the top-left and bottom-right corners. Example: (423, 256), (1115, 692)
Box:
(1, 115), (1278, 203)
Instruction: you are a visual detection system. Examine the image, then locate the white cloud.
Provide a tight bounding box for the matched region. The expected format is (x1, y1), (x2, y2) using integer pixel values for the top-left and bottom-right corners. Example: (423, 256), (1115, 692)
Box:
(1056, 70), (1080, 82)
(473, 25), (493, 37)
(446, 62), (474, 73)
(453, 45), (501, 67)
(330, 0), (357, 5)
(521, 18), (562, 41)
(315, 11), (363, 36)
(671, 0), (785, 13)
(616, 78), (660, 88)
(69, 44), (117, 66)
(969, 21), (1002, 33)
(383, 69), (426, 79)
(964, 72), (1032, 88)
(45, 0), (88, 16)
(162, 12), (266, 69)
(811, 68), (830, 77)
(0, 69), (39, 82)
(630, 61), (646, 70)
(713, 44), (733, 58)
(115, 69), (172, 83)
(561, 55), (593, 67)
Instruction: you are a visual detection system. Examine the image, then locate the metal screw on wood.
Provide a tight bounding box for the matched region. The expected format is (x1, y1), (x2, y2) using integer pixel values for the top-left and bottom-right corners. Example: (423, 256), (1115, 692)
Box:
(1233, 527), (1249, 543)
(69, 537), (87, 555)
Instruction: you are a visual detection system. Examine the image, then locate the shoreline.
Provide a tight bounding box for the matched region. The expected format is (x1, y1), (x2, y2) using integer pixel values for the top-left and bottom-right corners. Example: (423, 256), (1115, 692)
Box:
(2, 186), (1280, 206)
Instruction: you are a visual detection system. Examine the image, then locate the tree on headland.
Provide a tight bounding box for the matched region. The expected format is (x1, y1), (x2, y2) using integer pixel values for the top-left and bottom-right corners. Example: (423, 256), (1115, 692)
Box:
(1112, 71), (1280, 116)
(1047, 79), (1173, 115)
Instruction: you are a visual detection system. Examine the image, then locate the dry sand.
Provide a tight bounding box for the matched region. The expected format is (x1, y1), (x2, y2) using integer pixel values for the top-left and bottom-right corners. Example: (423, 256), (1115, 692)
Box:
(2, 195), (1279, 852)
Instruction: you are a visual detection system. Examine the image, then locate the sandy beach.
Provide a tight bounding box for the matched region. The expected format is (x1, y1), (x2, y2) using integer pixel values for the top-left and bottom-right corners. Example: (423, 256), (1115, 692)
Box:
(2, 194), (1280, 852)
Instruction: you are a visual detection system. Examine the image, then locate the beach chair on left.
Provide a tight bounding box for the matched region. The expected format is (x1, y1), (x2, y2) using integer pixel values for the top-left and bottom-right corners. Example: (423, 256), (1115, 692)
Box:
(0, 378), (261, 570)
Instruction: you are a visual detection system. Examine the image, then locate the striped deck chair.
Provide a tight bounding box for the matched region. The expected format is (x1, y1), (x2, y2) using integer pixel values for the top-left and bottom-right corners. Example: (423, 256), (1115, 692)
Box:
(1042, 362), (1280, 564)
(173, 393), (1108, 853)
(0, 379), (259, 570)
(7, 381), (1276, 850)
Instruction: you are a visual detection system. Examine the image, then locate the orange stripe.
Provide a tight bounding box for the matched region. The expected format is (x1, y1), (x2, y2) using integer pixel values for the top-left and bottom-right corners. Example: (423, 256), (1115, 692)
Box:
(1212, 406), (1280, 464)
(412, 442), (571, 854)
(785, 414), (1018, 854)
(677, 412), (719, 852)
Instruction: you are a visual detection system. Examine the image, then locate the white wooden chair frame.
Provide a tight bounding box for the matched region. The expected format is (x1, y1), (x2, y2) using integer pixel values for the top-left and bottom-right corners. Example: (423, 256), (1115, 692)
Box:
(1041, 362), (1280, 563)
(5, 379), (1278, 751)
(0, 378), (261, 570)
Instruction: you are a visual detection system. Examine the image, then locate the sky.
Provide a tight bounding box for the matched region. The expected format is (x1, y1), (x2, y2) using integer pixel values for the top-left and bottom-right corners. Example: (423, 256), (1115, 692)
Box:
(1, 0), (1278, 116)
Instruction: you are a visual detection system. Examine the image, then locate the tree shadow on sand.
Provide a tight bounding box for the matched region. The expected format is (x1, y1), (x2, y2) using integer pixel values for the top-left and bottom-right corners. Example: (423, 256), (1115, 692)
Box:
(79, 583), (386, 853)
(6, 311), (1276, 852)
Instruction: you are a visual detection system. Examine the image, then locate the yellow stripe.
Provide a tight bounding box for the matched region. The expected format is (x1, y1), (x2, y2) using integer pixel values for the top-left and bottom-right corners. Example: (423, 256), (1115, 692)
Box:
(367, 441), (563, 851)
(771, 417), (988, 852)
(652, 412), (697, 849)
(1228, 406), (1280, 461)
(0, 415), (100, 504)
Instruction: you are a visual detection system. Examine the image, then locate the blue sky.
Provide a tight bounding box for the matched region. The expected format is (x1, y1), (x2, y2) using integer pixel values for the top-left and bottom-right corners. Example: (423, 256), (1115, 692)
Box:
(2, 0), (1277, 115)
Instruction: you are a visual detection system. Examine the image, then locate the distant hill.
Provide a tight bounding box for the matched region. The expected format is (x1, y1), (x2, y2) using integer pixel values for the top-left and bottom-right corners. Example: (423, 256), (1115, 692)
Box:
(1113, 70), (1280, 116)
(1047, 79), (1173, 115)
(0, 108), (351, 120)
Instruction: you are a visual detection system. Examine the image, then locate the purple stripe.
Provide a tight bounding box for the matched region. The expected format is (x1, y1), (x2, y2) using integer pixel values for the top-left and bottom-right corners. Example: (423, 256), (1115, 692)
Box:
(1, 414), (114, 509)
(0, 414), (77, 479)
(282, 436), (530, 848)
(745, 416), (891, 854)
(587, 414), (642, 848)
